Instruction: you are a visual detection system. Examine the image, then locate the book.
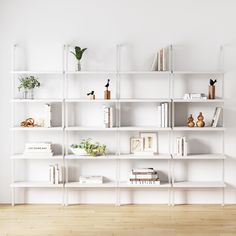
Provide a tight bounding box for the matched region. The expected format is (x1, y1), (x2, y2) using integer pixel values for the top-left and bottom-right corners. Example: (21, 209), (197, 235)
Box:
(161, 103), (165, 127)
(176, 137), (187, 156)
(132, 168), (156, 174)
(164, 102), (168, 127)
(130, 174), (159, 179)
(49, 165), (55, 184)
(79, 176), (103, 184)
(44, 104), (52, 128)
(151, 52), (158, 71)
(103, 106), (113, 128)
(157, 105), (162, 127)
(211, 107), (222, 127)
(129, 179), (160, 185)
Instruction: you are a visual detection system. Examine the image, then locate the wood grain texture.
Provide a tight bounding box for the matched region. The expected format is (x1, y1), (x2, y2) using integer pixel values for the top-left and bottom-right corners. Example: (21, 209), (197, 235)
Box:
(0, 205), (236, 236)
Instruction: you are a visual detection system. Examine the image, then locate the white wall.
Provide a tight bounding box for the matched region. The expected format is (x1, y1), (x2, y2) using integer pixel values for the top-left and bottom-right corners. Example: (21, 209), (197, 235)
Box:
(1, 0), (236, 204)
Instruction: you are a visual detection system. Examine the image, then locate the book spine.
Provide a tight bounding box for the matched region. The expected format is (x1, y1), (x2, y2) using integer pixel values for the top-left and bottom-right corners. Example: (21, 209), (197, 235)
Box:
(151, 52), (158, 71)
(157, 105), (162, 127)
(162, 48), (166, 71)
(109, 107), (113, 128)
(164, 103), (168, 127)
(44, 104), (52, 128)
(161, 103), (165, 127)
(103, 106), (109, 128)
(49, 165), (55, 184)
(55, 166), (59, 185)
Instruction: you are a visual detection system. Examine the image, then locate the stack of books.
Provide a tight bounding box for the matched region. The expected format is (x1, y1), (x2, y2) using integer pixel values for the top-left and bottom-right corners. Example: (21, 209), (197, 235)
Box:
(151, 47), (170, 71)
(183, 93), (207, 100)
(79, 176), (103, 184)
(103, 106), (113, 128)
(157, 103), (169, 127)
(49, 164), (63, 184)
(129, 168), (160, 185)
(24, 142), (53, 157)
(176, 137), (188, 157)
(211, 107), (222, 127)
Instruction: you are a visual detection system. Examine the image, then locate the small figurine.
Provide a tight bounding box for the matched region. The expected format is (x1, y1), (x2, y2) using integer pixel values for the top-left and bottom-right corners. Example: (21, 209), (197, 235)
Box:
(196, 112), (205, 127)
(187, 114), (195, 127)
(208, 79), (217, 99)
(21, 118), (35, 127)
(104, 79), (111, 99)
(87, 90), (95, 100)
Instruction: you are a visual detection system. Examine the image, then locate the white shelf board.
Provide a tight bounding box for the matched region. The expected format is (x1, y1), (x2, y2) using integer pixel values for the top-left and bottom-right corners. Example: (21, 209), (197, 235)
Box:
(65, 182), (117, 188)
(11, 71), (63, 74)
(173, 71), (224, 75)
(172, 127), (225, 131)
(65, 99), (118, 103)
(118, 153), (171, 159)
(11, 99), (63, 103)
(11, 127), (63, 131)
(172, 181), (226, 188)
(119, 181), (171, 188)
(65, 127), (117, 131)
(65, 154), (117, 160)
(119, 98), (171, 103)
(119, 71), (170, 75)
(11, 154), (63, 160)
(173, 99), (224, 103)
(119, 126), (171, 131)
(65, 71), (116, 75)
(173, 154), (225, 160)
(11, 181), (63, 188)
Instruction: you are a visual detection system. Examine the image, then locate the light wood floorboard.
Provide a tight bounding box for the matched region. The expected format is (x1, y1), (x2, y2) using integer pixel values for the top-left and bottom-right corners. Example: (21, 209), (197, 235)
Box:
(0, 204), (236, 236)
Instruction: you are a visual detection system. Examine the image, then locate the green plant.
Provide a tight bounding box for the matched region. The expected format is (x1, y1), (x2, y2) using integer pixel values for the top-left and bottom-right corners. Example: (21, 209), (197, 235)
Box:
(71, 139), (106, 157)
(70, 46), (87, 61)
(18, 76), (40, 91)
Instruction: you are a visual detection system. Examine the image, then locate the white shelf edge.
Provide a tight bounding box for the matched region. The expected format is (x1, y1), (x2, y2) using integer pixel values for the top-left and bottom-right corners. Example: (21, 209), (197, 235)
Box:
(11, 181), (63, 188)
(11, 154), (63, 160)
(65, 71), (116, 74)
(119, 71), (170, 75)
(11, 71), (63, 74)
(172, 181), (226, 188)
(173, 99), (224, 103)
(65, 182), (117, 188)
(11, 99), (63, 103)
(11, 127), (63, 131)
(172, 127), (225, 131)
(173, 71), (224, 75)
(172, 154), (225, 160)
(65, 127), (171, 131)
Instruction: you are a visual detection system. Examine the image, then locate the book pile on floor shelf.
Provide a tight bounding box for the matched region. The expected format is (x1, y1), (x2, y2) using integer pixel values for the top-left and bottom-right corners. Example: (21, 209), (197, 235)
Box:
(49, 164), (63, 185)
(129, 168), (160, 185)
(157, 103), (170, 127)
(176, 137), (188, 157)
(23, 142), (53, 157)
(79, 176), (104, 184)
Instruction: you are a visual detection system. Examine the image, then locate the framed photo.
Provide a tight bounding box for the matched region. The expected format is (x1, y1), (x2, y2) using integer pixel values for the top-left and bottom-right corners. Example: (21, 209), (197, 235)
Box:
(130, 138), (144, 154)
(140, 132), (157, 153)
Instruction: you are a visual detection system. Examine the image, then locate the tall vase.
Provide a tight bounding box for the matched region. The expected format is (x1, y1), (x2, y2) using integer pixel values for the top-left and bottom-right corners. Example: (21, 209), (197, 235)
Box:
(208, 85), (215, 99)
(77, 60), (81, 71)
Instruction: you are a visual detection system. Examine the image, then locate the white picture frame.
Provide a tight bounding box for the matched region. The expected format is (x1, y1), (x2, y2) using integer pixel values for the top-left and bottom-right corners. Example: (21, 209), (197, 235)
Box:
(130, 138), (144, 154)
(140, 132), (157, 153)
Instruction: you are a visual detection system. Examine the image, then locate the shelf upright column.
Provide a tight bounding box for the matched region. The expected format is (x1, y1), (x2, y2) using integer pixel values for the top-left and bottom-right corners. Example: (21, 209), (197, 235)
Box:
(11, 44), (17, 206)
(115, 44), (121, 206)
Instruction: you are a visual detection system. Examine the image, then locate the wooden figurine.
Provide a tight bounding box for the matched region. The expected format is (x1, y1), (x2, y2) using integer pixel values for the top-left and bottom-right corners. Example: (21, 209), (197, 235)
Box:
(87, 91), (95, 100)
(208, 79), (217, 99)
(196, 112), (205, 127)
(187, 114), (195, 127)
(104, 79), (111, 99)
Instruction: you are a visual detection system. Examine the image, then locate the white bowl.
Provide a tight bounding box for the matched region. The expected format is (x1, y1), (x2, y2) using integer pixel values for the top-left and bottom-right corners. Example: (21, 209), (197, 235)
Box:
(70, 147), (88, 156)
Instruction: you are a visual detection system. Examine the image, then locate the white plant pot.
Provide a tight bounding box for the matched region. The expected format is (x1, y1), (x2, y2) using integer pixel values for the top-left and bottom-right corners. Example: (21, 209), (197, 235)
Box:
(70, 148), (88, 156)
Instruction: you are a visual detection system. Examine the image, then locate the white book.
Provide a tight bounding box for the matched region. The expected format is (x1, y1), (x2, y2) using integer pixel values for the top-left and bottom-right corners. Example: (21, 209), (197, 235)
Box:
(176, 137), (182, 156)
(130, 180), (160, 185)
(162, 48), (166, 71)
(161, 103), (165, 127)
(164, 103), (168, 127)
(44, 104), (52, 128)
(103, 106), (110, 128)
(132, 168), (155, 174)
(157, 49), (162, 71)
(151, 52), (158, 71)
(157, 105), (162, 127)
(79, 176), (103, 184)
(130, 174), (159, 179)
(182, 137), (187, 156)
(109, 107), (113, 128)
(49, 165), (55, 184)
(212, 107), (222, 127)
(25, 142), (51, 149)
(55, 166), (59, 185)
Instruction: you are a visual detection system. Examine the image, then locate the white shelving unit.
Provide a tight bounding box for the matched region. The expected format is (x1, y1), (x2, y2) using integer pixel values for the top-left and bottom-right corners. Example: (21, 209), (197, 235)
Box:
(10, 44), (226, 206)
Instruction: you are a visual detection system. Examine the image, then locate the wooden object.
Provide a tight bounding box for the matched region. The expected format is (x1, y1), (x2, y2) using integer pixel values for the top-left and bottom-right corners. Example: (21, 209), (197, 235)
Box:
(187, 114), (195, 127)
(20, 118), (35, 127)
(104, 89), (111, 99)
(208, 85), (215, 99)
(196, 112), (205, 127)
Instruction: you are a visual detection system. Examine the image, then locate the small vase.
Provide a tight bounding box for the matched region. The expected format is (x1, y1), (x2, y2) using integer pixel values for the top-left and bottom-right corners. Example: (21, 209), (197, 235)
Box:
(208, 85), (215, 99)
(28, 89), (34, 99)
(22, 89), (28, 99)
(77, 60), (81, 71)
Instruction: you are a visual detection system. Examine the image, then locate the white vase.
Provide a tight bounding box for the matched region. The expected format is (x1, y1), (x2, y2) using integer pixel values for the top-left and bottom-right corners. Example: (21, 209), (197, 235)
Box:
(77, 60), (81, 71)
(71, 147), (88, 156)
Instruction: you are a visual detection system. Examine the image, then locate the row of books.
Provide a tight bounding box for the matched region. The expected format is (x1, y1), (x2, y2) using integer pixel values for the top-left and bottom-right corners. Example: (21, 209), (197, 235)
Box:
(176, 137), (188, 157)
(151, 47), (170, 71)
(24, 142), (53, 157)
(129, 168), (160, 185)
(49, 164), (63, 184)
(211, 107), (222, 127)
(157, 103), (170, 127)
(103, 106), (113, 128)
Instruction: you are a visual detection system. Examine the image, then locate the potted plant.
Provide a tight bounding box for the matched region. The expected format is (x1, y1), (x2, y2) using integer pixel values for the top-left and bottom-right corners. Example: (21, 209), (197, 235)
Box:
(70, 139), (106, 157)
(70, 46), (87, 71)
(18, 76), (40, 99)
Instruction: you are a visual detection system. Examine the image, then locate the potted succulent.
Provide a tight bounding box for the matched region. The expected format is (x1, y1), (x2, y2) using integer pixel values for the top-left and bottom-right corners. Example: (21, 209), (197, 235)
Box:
(18, 76), (40, 99)
(70, 46), (87, 71)
(71, 139), (106, 157)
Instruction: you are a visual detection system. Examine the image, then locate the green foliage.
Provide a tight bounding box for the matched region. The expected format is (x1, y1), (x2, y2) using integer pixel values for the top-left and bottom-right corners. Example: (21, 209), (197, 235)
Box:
(71, 139), (106, 157)
(70, 46), (87, 61)
(18, 76), (40, 91)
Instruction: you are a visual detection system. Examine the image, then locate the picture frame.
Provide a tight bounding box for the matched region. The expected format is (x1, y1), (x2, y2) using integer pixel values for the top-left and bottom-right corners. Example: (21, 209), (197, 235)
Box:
(130, 138), (144, 154)
(140, 132), (157, 153)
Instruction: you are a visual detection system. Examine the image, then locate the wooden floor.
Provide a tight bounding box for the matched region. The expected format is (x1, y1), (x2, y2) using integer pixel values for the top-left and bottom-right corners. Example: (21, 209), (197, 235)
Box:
(0, 205), (236, 236)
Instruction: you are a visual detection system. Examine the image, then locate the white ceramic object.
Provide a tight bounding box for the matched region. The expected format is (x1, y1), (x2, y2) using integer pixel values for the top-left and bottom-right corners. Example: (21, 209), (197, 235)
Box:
(70, 147), (88, 156)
